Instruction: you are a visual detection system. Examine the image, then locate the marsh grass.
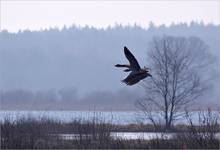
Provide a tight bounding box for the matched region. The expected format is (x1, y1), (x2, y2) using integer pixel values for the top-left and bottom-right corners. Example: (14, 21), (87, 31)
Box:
(0, 109), (219, 149)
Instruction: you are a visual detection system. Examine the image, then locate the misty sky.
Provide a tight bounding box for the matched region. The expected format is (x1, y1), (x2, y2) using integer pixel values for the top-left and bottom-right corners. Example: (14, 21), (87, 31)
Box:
(1, 1), (219, 32)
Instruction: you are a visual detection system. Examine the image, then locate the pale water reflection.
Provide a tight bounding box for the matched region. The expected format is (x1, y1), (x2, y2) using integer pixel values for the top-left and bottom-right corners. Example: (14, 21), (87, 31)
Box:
(58, 132), (220, 140)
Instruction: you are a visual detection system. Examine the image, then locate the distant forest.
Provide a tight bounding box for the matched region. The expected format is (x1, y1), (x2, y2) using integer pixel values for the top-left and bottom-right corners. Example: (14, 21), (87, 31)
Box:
(0, 22), (219, 110)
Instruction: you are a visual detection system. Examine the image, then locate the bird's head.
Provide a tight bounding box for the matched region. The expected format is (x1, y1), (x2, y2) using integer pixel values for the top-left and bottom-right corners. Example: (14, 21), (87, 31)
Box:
(143, 66), (150, 72)
(143, 66), (152, 77)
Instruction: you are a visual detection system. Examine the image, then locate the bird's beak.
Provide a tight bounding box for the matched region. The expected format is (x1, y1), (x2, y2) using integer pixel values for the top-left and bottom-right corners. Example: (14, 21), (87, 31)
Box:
(149, 74), (152, 77)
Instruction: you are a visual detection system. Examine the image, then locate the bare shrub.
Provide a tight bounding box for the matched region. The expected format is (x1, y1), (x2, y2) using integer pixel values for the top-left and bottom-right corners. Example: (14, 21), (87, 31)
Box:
(174, 109), (220, 149)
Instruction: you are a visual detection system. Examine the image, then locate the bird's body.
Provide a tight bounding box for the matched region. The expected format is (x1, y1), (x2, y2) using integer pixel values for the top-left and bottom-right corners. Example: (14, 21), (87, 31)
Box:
(115, 46), (152, 85)
(122, 70), (150, 85)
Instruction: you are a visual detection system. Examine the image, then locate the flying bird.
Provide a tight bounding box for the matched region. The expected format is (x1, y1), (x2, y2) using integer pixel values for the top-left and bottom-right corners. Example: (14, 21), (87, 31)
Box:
(115, 46), (152, 85)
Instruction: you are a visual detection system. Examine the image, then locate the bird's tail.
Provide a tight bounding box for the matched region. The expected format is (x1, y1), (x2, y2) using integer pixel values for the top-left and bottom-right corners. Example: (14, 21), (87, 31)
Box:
(115, 64), (130, 68)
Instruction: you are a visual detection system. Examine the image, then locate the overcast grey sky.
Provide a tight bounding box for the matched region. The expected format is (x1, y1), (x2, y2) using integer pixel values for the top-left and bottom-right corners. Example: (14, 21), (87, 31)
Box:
(1, 1), (219, 32)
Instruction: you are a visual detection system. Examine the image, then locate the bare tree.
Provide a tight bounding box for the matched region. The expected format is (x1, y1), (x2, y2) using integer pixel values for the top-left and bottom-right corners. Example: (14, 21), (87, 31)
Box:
(136, 35), (213, 130)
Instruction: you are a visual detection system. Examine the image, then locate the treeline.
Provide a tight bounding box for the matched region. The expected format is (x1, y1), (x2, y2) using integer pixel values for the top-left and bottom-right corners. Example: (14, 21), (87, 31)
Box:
(0, 22), (219, 110)
(0, 88), (140, 110)
(0, 22), (219, 92)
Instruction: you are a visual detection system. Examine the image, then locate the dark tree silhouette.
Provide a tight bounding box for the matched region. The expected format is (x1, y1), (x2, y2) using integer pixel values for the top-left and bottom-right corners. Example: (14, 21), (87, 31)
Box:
(136, 35), (213, 130)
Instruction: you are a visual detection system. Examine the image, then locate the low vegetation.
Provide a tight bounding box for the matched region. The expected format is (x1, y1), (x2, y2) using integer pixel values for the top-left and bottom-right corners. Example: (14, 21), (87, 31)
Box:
(0, 110), (219, 149)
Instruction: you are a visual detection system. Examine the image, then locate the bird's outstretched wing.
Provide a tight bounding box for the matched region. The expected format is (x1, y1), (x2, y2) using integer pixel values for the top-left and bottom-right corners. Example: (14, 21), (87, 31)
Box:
(124, 46), (141, 71)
